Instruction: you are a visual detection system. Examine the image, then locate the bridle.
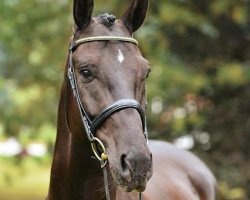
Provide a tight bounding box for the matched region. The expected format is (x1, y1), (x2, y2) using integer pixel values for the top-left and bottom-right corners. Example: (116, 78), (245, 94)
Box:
(67, 36), (148, 200)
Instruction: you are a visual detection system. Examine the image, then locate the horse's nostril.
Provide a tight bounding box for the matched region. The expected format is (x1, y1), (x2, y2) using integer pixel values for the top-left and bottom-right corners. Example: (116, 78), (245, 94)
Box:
(120, 154), (132, 182)
(121, 154), (128, 172)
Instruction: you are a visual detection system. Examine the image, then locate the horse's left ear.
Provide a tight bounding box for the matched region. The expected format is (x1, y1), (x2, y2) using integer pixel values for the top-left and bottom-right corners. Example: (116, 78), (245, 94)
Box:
(73, 0), (94, 30)
(121, 0), (149, 33)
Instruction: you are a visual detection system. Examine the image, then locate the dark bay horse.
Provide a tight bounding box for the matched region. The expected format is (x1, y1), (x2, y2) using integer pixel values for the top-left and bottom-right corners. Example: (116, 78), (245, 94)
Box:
(47, 0), (217, 199)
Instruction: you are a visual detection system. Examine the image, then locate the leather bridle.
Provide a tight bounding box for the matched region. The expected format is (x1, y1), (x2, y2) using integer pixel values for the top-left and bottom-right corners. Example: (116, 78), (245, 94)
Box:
(67, 36), (148, 200)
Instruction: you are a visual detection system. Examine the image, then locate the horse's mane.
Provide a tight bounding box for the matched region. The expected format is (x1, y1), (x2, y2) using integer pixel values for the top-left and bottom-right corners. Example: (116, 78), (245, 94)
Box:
(98, 13), (116, 26)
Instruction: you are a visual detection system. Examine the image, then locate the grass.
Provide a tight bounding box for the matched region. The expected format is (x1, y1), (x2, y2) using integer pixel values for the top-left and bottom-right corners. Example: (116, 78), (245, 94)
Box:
(0, 157), (50, 200)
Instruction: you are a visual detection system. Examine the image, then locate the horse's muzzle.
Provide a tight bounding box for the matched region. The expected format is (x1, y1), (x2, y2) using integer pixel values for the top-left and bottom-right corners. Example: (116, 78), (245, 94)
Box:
(111, 148), (153, 192)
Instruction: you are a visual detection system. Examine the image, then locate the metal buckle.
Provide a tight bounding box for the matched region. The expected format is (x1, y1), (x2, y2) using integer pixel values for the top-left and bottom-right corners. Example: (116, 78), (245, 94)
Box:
(68, 68), (74, 87)
(83, 117), (94, 142)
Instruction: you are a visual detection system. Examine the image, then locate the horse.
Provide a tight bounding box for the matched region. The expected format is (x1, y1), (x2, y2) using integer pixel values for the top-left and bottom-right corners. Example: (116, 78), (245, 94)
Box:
(47, 0), (217, 199)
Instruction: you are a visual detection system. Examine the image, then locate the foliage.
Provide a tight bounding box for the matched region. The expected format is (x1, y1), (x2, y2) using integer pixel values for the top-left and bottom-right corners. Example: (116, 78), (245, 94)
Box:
(0, 0), (249, 199)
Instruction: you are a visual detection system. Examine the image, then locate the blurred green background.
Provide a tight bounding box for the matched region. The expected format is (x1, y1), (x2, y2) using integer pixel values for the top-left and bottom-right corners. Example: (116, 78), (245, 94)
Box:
(0, 0), (249, 199)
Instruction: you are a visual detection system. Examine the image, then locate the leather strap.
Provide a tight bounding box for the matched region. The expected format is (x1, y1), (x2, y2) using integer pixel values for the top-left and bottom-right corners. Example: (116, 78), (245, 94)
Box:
(91, 99), (145, 133)
(70, 36), (138, 51)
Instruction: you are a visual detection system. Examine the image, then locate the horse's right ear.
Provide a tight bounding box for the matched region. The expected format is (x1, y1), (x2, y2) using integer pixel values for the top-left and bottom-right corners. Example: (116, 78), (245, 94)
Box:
(121, 0), (149, 33)
(73, 0), (94, 30)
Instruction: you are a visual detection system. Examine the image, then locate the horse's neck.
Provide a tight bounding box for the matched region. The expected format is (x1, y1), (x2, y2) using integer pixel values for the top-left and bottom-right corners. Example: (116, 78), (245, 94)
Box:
(48, 81), (115, 200)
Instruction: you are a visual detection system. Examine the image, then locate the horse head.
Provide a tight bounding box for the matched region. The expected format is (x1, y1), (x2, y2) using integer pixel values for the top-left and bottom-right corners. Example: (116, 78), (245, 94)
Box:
(67, 0), (152, 193)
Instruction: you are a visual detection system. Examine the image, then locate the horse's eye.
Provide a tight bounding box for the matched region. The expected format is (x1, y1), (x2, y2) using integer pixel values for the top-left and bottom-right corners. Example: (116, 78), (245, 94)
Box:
(79, 68), (95, 83)
(80, 69), (92, 78)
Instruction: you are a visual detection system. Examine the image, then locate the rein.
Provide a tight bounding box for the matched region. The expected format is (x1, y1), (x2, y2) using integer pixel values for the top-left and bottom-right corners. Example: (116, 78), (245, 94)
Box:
(67, 35), (148, 200)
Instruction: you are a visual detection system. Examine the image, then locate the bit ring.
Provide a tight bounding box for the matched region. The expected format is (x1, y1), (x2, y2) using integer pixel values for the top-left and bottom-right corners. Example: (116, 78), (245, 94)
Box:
(91, 137), (108, 162)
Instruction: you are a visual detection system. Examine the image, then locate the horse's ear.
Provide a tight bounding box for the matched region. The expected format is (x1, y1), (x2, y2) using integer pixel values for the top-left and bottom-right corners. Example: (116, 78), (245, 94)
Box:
(121, 0), (149, 33)
(73, 0), (94, 30)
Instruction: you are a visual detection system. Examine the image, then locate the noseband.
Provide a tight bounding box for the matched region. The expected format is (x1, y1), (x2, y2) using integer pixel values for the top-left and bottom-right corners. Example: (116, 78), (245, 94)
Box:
(67, 36), (148, 200)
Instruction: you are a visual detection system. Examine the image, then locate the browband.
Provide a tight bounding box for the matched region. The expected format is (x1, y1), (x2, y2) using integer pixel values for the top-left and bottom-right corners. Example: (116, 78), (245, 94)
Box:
(70, 36), (138, 50)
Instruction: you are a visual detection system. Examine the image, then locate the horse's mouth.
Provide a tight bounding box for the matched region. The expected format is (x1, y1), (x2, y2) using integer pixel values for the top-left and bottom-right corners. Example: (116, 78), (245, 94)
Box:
(109, 165), (149, 193)
(116, 177), (147, 193)
(123, 181), (147, 193)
